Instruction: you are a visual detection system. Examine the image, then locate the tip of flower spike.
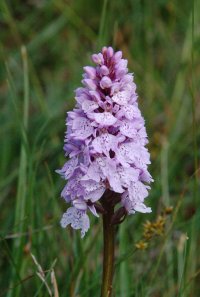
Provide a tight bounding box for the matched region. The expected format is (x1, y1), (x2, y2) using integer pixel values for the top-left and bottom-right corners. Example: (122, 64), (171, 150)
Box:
(107, 47), (114, 57)
(114, 51), (122, 62)
(83, 79), (97, 90)
(99, 65), (109, 76)
(92, 53), (104, 65)
(102, 46), (107, 54)
(100, 77), (112, 89)
(83, 66), (96, 79)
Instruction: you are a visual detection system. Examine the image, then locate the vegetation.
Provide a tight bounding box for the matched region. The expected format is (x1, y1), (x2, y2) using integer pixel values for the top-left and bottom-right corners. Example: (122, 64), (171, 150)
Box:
(0, 0), (199, 296)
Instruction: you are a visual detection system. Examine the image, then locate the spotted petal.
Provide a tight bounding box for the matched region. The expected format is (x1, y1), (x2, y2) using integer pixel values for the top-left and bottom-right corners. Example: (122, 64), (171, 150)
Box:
(93, 112), (117, 126)
(112, 91), (130, 105)
(92, 133), (118, 156)
(72, 117), (94, 139)
(56, 157), (78, 179)
(60, 207), (90, 238)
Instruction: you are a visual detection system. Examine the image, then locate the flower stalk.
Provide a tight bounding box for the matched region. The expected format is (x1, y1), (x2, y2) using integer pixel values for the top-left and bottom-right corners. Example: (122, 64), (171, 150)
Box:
(101, 192), (115, 297)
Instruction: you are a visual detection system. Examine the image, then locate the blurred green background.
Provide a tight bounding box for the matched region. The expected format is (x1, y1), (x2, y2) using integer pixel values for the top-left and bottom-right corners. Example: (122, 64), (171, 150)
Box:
(0, 0), (199, 296)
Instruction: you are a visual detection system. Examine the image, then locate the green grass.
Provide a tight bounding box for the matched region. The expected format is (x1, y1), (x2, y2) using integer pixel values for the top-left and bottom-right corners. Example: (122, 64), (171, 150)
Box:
(0, 0), (200, 296)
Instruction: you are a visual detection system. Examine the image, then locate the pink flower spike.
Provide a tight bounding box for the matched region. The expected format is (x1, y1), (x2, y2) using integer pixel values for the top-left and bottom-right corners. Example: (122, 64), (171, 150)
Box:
(57, 46), (153, 237)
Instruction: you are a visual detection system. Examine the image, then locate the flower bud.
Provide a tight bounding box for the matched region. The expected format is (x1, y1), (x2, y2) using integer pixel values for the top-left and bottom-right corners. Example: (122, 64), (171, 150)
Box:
(100, 77), (112, 89)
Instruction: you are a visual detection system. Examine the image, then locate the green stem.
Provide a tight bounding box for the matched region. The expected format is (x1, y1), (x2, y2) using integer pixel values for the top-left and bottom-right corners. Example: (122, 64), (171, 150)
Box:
(101, 195), (115, 297)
